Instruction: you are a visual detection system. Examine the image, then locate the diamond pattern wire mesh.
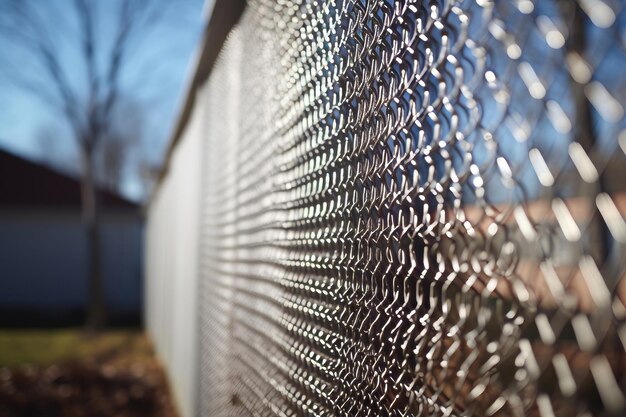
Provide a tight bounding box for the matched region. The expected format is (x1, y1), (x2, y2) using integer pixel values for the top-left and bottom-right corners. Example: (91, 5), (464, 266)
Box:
(197, 1), (626, 416)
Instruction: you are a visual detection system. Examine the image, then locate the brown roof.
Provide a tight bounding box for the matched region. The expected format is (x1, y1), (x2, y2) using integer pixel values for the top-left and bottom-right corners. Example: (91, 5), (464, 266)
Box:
(0, 148), (138, 209)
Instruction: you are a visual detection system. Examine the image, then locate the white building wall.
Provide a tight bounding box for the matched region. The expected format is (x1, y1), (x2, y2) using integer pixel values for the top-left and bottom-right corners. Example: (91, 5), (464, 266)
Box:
(145, 83), (207, 417)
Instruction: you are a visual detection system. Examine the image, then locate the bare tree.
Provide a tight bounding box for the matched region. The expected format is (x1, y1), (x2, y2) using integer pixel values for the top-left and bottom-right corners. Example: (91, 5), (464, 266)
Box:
(34, 96), (146, 197)
(94, 96), (145, 195)
(0, 0), (183, 330)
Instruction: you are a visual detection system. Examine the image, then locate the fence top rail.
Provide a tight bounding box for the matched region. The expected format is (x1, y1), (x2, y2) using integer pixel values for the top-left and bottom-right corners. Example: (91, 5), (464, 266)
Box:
(151, 0), (246, 198)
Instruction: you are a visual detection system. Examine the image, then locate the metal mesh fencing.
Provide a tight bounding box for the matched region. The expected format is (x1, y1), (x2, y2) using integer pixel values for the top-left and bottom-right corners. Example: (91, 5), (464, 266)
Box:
(197, 1), (626, 416)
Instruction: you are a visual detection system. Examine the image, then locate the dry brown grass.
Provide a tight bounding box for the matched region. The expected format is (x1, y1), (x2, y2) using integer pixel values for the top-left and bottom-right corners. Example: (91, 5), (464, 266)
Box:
(0, 329), (179, 417)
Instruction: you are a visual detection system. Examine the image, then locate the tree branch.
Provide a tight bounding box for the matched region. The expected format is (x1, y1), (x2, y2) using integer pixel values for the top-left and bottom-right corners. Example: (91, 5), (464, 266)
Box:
(0, 1), (84, 140)
(73, 0), (101, 147)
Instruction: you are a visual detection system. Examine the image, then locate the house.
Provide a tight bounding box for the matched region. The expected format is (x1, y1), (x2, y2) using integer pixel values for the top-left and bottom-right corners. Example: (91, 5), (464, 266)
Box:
(0, 148), (143, 327)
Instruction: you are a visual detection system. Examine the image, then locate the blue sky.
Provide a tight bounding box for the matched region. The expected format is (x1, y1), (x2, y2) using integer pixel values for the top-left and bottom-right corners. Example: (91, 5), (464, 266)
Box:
(0, 0), (208, 199)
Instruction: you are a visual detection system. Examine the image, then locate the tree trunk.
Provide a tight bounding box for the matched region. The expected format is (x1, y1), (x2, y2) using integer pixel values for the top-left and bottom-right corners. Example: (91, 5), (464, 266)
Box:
(81, 146), (106, 331)
(559, 1), (611, 265)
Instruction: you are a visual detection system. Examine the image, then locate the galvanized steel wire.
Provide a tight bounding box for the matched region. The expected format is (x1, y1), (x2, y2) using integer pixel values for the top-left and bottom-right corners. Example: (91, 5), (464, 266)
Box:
(197, 1), (626, 416)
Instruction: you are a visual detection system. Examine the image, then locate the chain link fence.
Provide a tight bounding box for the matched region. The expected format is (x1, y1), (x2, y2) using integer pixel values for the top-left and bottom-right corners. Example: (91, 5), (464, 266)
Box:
(172, 0), (626, 415)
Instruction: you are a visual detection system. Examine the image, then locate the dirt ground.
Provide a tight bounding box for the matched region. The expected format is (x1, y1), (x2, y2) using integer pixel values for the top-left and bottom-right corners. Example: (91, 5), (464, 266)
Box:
(0, 330), (179, 417)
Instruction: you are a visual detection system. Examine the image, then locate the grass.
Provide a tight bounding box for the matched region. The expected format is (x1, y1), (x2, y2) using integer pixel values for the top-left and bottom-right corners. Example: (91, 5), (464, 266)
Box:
(0, 328), (179, 417)
(0, 328), (150, 367)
